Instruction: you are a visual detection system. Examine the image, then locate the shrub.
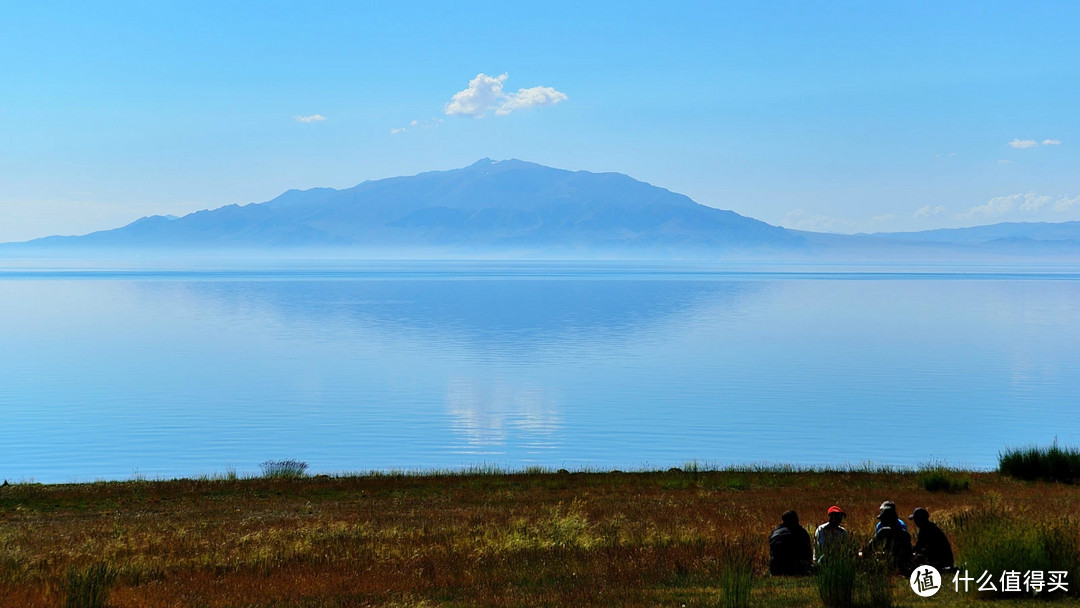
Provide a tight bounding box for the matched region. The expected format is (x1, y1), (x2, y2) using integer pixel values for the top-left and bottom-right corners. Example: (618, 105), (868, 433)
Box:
(62, 562), (115, 608)
(917, 467), (971, 493)
(999, 441), (1080, 483)
(260, 459), (309, 479)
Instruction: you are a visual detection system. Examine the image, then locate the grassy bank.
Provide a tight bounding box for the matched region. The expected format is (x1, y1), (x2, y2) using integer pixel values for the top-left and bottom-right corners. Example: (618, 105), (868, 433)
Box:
(1, 466), (1077, 607)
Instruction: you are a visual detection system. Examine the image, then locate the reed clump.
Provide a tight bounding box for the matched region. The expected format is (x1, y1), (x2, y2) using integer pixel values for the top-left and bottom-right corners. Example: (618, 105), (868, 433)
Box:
(815, 536), (858, 607)
(259, 459), (309, 479)
(716, 537), (756, 608)
(853, 551), (894, 608)
(999, 441), (1080, 484)
(950, 495), (1080, 598)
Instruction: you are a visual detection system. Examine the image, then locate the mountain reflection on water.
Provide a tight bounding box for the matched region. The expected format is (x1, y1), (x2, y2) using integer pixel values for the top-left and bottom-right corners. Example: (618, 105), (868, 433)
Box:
(167, 276), (764, 455)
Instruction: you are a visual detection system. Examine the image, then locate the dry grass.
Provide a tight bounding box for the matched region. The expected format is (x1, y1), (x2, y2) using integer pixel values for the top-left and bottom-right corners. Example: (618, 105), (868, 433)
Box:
(0, 468), (1076, 607)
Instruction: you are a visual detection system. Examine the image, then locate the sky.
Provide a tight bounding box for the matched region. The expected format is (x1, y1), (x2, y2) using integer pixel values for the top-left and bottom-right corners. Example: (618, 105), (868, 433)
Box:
(2, 1), (1079, 242)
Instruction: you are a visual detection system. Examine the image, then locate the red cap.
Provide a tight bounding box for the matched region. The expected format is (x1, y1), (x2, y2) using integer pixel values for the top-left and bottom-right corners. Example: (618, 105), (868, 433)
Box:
(827, 505), (845, 515)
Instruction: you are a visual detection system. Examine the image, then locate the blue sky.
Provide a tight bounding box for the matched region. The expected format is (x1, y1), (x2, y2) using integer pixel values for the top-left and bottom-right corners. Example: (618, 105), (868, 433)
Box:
(2, 1), (1078, 241)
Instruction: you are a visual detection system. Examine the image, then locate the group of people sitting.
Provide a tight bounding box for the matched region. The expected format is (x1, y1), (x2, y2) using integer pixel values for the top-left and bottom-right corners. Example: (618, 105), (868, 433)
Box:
(768, 501), (954, 576)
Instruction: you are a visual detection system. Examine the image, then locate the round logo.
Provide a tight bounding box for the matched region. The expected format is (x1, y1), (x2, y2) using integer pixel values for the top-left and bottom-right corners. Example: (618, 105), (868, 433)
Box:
(910, 565), (942, 597)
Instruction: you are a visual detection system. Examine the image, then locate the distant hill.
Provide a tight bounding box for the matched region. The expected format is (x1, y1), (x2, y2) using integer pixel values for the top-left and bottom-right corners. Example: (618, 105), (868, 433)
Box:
(783, 220), (1080, 259)
(867, 221), (1080, 245)
(7, 159), (803, 256)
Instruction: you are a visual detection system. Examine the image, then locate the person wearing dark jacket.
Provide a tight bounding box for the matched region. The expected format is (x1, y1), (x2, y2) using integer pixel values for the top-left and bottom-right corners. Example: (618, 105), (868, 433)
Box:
(909, 507), (954, 571)
(861, 505), (913, 574)
(769, 510), (813, 575)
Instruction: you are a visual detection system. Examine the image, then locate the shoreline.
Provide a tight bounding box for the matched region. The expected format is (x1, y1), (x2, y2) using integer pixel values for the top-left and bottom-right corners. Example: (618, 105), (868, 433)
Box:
(2, 466), (1076, 607)
(3, 461), (998, 488)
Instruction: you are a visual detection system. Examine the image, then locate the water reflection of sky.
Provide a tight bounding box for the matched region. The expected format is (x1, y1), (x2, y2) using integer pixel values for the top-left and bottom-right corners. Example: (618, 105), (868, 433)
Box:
(1, 268), (1079, 481)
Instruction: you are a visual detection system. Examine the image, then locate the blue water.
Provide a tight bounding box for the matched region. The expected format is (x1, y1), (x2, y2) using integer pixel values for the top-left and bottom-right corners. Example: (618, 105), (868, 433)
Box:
(2, 263), (1078, 482)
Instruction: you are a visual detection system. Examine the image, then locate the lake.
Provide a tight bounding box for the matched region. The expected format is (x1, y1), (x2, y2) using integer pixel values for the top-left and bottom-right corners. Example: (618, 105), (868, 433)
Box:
(2, 262), (1078, 482)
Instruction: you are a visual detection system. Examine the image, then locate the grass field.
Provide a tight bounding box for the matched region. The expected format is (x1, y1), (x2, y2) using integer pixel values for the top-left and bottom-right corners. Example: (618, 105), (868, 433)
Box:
(0, 466), (1077, 607)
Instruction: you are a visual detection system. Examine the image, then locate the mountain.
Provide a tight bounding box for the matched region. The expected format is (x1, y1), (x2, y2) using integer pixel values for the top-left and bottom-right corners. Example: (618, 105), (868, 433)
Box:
(6, 160), (1078, 260)
(8, 159), (803, 256)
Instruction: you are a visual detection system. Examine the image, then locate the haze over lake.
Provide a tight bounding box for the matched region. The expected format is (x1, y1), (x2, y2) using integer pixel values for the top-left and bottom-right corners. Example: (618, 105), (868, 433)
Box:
(2, 262), (1078, 483)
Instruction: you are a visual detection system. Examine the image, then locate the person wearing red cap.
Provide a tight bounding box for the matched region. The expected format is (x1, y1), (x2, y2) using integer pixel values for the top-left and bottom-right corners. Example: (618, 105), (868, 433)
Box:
(814, 505), (850, 563)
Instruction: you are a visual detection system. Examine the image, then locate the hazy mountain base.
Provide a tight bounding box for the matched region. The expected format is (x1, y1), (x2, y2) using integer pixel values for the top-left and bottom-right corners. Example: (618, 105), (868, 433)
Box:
(3, 241), (1079, 268)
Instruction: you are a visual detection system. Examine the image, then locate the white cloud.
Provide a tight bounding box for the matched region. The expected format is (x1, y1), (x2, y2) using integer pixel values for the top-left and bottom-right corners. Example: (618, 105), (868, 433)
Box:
(1055, 195), (1080, 211)
(781, 209), (896, 233)
(495, 86), (569, 115)
(445, 73), (509, 117)
(782, 209), (843, 232)
(444, 73), (567, 118)
(1020, 193), (1052, 212)
(914, 205), (948, 218)
(960, 192), (1052, 218)
(960, 195), (1017, 218)
(294, 114), (326, 123)
(1007, 138), (1062, 149)
(390, 117), (443, 134)
(998, 159), (1013, 164)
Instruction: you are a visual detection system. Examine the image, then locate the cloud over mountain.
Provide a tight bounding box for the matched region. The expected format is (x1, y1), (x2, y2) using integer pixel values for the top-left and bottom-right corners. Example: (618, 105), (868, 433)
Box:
(445, 73), (567, 118)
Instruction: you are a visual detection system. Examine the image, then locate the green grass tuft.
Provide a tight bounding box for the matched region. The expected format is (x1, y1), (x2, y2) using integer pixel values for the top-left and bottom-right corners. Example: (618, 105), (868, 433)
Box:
(61, 562), (115, 608)
(717, 538), (755, 608)
(917, 467), (971, 493)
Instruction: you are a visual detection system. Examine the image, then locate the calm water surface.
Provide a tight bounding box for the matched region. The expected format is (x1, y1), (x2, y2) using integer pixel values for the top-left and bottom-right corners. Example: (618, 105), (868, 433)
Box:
(2, 263), (1078, 482)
